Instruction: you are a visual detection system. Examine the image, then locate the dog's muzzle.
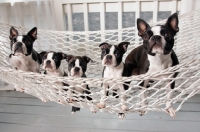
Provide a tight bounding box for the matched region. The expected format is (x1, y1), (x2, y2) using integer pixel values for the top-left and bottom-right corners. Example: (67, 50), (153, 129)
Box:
(14, 42), (23, 54)
(104, 55), (113, 65)
(150, 35), (163, 48)
(45, 60), (52, 68)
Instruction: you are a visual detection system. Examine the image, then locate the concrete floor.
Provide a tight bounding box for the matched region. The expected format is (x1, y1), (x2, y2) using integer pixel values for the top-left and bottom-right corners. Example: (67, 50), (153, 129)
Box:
(0, 89), (200, 132)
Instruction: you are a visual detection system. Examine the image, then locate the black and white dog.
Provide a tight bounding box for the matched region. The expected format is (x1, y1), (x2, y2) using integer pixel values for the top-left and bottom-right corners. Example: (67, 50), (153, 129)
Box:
(9, 27), (41, 72)
(39, 51), (68, 103)
(125, 13), (179, 117)
(97, 42), (130, 118)
(66, 55), (93, 114)
(39, 51), (67, 77)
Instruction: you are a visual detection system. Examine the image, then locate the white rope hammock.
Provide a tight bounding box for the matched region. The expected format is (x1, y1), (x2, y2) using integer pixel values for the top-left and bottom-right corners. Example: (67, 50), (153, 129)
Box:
(0, 10), (200, 117)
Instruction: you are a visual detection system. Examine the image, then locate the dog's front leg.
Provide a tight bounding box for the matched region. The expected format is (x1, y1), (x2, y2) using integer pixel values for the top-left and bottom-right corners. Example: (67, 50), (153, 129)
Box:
(119, 84), (128, 111)
(118, 84), (128, 119)
(67, 86), (74, 103)
(139, 79), (149, 116)
(97, 83), (108, 109)
(166, 81), (176, 117)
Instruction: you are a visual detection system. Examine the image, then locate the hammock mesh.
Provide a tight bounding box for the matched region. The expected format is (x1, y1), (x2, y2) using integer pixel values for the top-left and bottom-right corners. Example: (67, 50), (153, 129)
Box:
(0, 10), (199, 116)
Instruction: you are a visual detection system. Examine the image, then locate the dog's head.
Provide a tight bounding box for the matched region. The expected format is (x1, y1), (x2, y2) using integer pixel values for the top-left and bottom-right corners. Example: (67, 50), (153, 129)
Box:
(66, 55), (91, 77)
(99, 42), (130, 67)
(9, 27), (37, 56)
(137, 13), (179, 55)
(39, 51), (67, 72)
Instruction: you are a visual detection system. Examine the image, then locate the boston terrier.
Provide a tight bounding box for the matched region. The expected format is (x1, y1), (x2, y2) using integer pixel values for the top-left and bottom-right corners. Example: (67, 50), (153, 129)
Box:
(39, 51), (67, 77)
(39, 51), (68, 102)
(97, 42), (130, 118)
(66, 55), (93, 114)
(9, 27), (41, 72)
(125, 13), (179, 117)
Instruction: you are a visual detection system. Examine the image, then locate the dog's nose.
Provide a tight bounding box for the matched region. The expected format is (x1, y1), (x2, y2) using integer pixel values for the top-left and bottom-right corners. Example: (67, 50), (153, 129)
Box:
(106, 55), (112, 60)
(74, 67), (80, 72)
(152, 35), (161, 40)
(16, 42), (22, 47)
(46, 60), (51, 64)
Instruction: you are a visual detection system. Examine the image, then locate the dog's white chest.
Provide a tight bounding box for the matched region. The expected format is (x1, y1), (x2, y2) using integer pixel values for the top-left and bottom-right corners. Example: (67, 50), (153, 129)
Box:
(9, 55), (39, 72)
(104, 62), (124, 78)
(46, 68), (65, 86)
(147, 53), (172, 74)
(68, 81), (85, 93)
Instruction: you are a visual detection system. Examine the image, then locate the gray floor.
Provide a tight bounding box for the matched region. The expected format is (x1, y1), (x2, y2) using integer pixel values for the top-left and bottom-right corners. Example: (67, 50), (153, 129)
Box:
(0, 90), (200, 132)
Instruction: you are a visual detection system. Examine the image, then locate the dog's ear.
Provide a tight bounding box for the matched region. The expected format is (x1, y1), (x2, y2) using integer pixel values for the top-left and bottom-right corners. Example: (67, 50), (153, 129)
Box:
(9, 26), (18, 40)
(39, 51), (47, 64)
(65, 55), (73, 62)
(62, 53), (68, 60)
(27, 27), (37, 42)
(39, 51), (47, 60)
(82, 56), (92, 63)
(57, 52), (68, 60)
(99, 42), (109, 51)
(118, 42), (130, 54)
(165, 13), (179, 34)
(137, 18), (150, 37)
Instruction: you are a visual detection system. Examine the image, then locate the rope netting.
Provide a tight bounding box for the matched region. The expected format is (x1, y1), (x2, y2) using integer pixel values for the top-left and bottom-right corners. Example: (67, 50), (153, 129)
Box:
(0, 10), (200, 117)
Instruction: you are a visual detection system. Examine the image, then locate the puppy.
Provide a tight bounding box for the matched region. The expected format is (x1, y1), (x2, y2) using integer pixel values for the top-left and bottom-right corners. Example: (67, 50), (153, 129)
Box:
(39, 51), (67, 101)
(97, 42), (130, 118)
(66, 55), (92, 114)
(9, 27), (41, 72)
(125, 13), (179, 117)
(39, 51), (67, 77)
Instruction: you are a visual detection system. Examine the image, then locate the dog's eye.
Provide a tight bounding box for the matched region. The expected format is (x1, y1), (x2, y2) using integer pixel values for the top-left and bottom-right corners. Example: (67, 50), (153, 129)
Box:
(161, 30), (168, 37)
(147, 30), (153, 36)
(164, 30), (168, 35)
(102, 50), (106, 55)
(115, 53), (119, 57)
(23, 38), (28, 43)
(54, 57), (58, 61)
(42, 55), (47, 60)
(69, 63), (73, 67)
(12, 38), (16, 43)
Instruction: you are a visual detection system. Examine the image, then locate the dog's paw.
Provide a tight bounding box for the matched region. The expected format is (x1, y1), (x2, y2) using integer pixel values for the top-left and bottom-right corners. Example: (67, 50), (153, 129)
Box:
(121, 105), (128, 111)
(138, 110), (147, 116)
(67, 98), (74, 103)
(71, 111), (75, 114)
(41, 99), (48, 102)
(16, 88), (25, 93)
(91, 110), (97, 113)
(96, 103), (106, 109)
(118, 113), (126, 119)
(166, 107), (176, 118)
(58, 100), (65, 105)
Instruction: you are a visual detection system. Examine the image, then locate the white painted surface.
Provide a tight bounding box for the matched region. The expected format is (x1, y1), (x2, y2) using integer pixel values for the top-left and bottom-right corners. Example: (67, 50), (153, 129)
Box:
(83, 3), (89, 32)
(118, 2), (122, 42)
(153, 1), (158, 23)
(88, 3), (100, 12)
(100, 2), (105, 41)
(66, 4), (73, 31)
(123, 2), (136, 12)
(180, 0), (200, 14)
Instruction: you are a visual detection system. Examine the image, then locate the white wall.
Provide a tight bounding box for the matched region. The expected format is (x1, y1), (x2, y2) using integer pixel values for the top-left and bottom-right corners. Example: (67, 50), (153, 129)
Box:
(181, 0), (200, 14)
